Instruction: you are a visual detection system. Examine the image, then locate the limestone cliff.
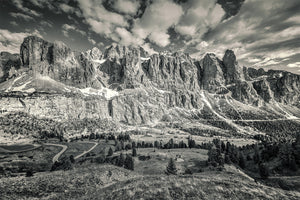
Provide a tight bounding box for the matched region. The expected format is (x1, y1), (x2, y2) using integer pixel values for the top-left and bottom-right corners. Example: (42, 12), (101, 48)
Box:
(0, 36), (299, 126)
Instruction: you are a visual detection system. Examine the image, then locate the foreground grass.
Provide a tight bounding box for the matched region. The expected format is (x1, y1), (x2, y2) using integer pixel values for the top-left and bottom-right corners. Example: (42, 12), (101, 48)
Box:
(1, 164), (300, 200)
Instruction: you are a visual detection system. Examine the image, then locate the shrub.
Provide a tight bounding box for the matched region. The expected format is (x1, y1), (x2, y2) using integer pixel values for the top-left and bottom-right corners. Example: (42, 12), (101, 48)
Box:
(51, 156), (72, 171)
(69, 155), (75, 163)
(166, 158), (177, 175)
(26, 169), (34, 177)
(184, 168), (193, 175)
(124, 154), (134, 171)
(117, 153), (125, 167)
(108, 147), (113, 156)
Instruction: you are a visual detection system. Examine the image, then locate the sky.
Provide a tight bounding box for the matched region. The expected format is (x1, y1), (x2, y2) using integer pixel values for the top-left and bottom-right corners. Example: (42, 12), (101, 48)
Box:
(0, 0), (299, 74)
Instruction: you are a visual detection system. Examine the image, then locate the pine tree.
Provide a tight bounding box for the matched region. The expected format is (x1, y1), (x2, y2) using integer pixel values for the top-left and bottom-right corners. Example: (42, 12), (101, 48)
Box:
(289, 156), (298, 171)
(239, 153), (246, 169)
(26, 169), (34, 177)
(225, 154), (231, 164)
(118, 153), (125, 167)
(69, 155), (75, 163)
(166, 158), (177, 175)
(132, 147), (137, 157)
(208, 145), (224, 167)
(124, 154), (134, 170)
(253, 145), (261, 164)
(108, 147), (113, 156)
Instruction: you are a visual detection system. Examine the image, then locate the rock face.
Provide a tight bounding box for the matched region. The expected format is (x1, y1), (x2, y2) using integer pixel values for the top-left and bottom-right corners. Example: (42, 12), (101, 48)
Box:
(0, 52), (21, 83)
(201, 53), (226, 93)
(20, 36), (101, 89)
(0, 36), (300, 124)
(223, 49), (243, 84)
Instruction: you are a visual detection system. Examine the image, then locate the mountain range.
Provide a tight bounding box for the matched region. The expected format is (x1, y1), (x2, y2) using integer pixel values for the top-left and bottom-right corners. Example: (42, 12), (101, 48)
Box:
(0, 36), (299, 137)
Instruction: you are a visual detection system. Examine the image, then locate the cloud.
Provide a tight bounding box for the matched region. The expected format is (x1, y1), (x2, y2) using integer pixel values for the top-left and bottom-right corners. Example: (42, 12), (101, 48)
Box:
(148, 32), (170, 47)
(114, 27), (143, 46)
(141, 42), (157, 55)
(78, 0), (128, 38)
(195, 41), (209, 50)
(132, 0), (183, 47)
(10, 12), (35, 21)
(174, 25), (196, 36)
(0, 29), (42, 53)
(59, 3), (75, 13)
(287, 62), (300, 68)
(175, 0), (225, 38)
(58, 3), (82, 17)
(10, 21), (18, 26)
(88, 37), (96, 45)
(40, 21), (53, 28)
(97, 42), (104, 47)
(112, 0), (140, 15)
(12, 0), (41, 17)
(62, 24), (86, 37)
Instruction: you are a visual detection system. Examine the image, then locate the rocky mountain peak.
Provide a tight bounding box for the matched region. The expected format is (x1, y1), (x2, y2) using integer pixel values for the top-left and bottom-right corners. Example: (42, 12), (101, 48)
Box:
(202, 53), (226, 92)
(223, 49), (243, 84)
(0, 51), (21, 83)
(20, 36), (53, 66)
(104, 44), (135, 60)
(223, 49), (236, 63)
(82, 47), (103, 61)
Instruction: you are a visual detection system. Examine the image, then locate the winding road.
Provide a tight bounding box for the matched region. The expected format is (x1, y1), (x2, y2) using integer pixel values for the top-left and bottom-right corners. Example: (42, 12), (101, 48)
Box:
(74, 141), (98, 160)
(45, 143), (68, 163)
(45, 141), (99, 163)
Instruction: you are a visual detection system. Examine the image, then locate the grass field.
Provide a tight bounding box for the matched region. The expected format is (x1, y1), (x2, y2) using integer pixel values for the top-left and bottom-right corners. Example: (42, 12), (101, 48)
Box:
(0, 144), (36, 153)
(123, 148), (208, 175)
(0, 145), (62, 174)
(1, 163), (299, 200)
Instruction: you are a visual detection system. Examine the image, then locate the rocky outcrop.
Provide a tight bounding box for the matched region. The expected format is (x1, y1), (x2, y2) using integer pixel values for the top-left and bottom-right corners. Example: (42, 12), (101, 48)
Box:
(20, 36), (53, 66)
(0, 52), (21, 83)
(247, 67), (266, 78)
(223, 49), (243, 84)
(267, 71), (300, 105)
(19, 36), (103, 88)
(246, 68), (300, 106)
(228, 80), (261, 105)
(201, 53), (226, 93)
(83, 47), (103, 61)
(252, 79), (273, 103)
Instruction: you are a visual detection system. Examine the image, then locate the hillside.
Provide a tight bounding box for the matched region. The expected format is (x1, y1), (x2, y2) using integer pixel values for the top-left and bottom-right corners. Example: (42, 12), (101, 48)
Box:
(1, 164), (299, 200)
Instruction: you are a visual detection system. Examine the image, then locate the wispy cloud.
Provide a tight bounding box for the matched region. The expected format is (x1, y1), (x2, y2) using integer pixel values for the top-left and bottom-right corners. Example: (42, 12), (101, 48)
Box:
(10, 12), (35, 21)
(62, 24), (86, 37)
(12, 0), (41, 17)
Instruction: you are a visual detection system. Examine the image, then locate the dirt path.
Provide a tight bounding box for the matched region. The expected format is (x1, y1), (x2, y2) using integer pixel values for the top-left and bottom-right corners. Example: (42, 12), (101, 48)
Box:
(44, 143), (68, 163)
(74, 142), (98, 160)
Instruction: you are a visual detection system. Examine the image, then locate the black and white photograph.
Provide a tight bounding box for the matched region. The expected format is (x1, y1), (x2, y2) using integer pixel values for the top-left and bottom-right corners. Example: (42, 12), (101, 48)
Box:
(0, 0), (300, 199)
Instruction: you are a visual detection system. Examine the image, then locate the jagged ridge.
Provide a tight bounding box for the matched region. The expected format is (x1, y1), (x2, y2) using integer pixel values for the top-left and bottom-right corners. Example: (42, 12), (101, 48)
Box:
(0, 36), (299, 128)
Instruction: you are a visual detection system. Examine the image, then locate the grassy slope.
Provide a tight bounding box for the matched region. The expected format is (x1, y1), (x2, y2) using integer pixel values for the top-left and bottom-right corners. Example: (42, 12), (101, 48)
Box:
(1, 164), (299, 200)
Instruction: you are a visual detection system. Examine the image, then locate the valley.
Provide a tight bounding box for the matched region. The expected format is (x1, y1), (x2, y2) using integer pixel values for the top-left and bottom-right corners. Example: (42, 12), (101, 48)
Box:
(0, 35), (300, 199)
